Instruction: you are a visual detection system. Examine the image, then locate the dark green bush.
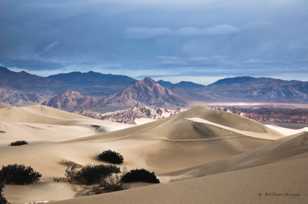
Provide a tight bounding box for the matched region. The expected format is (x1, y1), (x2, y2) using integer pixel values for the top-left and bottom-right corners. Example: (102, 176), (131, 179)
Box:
(0, 164), (42, 185)
(97, 150), (124, 164)
(0, 183), (8, 204)
(10, 140), (28, 146)
(121, 169), (160, 184)
(67, 164), (120, 185)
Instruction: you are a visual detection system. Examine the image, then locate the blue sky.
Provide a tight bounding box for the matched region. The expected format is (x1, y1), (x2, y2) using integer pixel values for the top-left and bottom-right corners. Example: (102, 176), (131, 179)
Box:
(0, 0), (307, 84)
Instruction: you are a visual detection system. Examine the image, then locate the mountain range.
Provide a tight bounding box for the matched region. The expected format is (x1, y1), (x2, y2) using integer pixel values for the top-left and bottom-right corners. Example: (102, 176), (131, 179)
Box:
(0, 67), (134, 96)
(1, 67), (308, 112)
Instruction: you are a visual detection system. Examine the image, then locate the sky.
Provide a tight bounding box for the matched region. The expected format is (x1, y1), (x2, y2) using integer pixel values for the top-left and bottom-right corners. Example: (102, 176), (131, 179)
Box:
(0, 0), (308, 84)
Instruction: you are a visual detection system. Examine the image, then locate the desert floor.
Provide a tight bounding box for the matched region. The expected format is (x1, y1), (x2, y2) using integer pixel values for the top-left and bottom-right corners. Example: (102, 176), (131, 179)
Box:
(0, 105), (307, 204)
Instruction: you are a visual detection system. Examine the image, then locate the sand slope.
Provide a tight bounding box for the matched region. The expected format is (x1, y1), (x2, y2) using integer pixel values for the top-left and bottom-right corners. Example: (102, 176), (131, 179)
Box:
(61, 106), (273, 174)
(1, 106), (272, 177)
(52, 151), (308, 204)
(1, 105), (307, 204)
(51, 131), (308, 204)
(187, 117), (283, 140)
(167, 131), (308, 179)
(0, 105), (131, 144)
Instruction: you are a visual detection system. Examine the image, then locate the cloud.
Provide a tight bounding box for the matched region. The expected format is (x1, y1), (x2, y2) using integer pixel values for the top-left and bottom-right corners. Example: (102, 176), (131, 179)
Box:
(157, 56), (188, 66)
(205, 24), (240, 35)
(125, 27), (172, 39)
(178, 25), (239, 36)
(29, 0), (219, 8)
(40, 41), (60, 55)
(0, 58), (63, 70)
(43, 41), (59, 52)
(126, 25), (240, 39)
(0, 0), (307, 83)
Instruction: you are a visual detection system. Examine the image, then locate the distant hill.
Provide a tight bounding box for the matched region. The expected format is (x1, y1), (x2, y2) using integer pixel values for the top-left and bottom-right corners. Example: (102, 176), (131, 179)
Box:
(0, 87), (45, 105)
(158, 80), (205, 89)
(43, 90), (98, 112)
(0, 67), (49, 93)
(158, 80), (211, 101)
(101, 77), (186, 111)
(0, 67), (136, 96)
(206, 76), (308, 102)
(159, 76), (308, 103)
(1, 67), (308, 110)
(47, 71), (135, 96)
(43, 78), (186, 112)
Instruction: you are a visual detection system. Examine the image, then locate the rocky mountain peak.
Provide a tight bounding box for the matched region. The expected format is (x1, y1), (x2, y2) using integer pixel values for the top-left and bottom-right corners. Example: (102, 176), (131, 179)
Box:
(43, 90), (97, 112)
(103, 78), (186, 109)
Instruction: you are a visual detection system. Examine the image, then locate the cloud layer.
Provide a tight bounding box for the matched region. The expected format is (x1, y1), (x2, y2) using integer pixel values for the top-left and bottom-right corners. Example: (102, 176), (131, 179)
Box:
(0, 0), (307, 83)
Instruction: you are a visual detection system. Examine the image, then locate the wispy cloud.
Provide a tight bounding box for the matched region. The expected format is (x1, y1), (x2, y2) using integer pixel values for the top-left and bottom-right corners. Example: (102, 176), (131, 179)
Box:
(125, 27), (172, 39)
(126, 25), (240, 39)
(40, 41), (59, 55)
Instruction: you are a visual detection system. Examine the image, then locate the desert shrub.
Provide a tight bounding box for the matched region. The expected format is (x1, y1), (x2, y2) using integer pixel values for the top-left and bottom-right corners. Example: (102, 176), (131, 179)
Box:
(59, 160), (82, 168)
(121, 169), (160, 184)
(0, 183), (8, 204)
(76, 174), (125, 196)
(0, 164), (42, 185)
(53, 177), (68, 183)
(97, 150), (124, 164)
(66, 164), (120, 185)
(100, 174), (124, 193)
(90, 125), (106, 133)
(10, 140), (28, 146)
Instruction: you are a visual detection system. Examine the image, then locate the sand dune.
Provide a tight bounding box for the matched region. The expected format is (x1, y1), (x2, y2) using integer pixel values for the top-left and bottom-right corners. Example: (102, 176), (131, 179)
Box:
(51, 131), (308, 204)
(61, 106), (272, 174)
(0, 105), (85, 124)
(1, 106), (270, 176)
(166, 131), (308, 179)
(6, 182), (76, 204)
(1, 105), (307, 204)
(52, 151), (308, 204)
(266, 124), (308, 136)
(187, 117), (284, 140)
(0, 105), (131, 144)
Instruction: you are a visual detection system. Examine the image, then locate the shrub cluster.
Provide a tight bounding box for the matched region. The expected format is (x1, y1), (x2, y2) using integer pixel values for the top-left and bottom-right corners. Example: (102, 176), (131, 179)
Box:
(10, 140), (28, 146)
(64, 150), (159, 195)
(67, 164), (120, 185)
(121, 169), (160, 184)
(97, 150), (124, 164)
(0, 164), (42, 185)
(0, 183), (8, 204)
